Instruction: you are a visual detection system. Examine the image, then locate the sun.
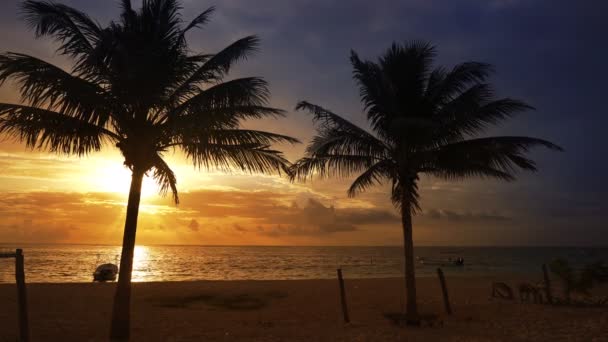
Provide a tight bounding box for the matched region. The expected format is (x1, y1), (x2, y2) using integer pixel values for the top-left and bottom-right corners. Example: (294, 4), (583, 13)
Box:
(93, 160), (160, 198)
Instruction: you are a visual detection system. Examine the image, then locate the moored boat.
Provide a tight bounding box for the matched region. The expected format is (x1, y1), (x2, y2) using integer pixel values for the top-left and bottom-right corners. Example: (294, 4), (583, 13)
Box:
(93, 263), (118, 282)
(417, 256), (465, 267)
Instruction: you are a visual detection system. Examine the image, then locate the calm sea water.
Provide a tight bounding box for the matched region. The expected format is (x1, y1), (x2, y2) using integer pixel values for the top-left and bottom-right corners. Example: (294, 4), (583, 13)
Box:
(0, 245), (606, 283)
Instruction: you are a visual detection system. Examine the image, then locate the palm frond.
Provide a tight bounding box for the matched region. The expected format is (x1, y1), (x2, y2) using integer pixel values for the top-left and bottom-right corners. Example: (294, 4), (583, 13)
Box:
(0, 53), (110, 125)
(422, 136), (563, 180)
(120, 0), (132, 12)
(204, 129), (300, 145)
(296, 101), (384, 143)
(351, 42), (436, 138)
(0, 103), (116, 155)
(390, 177), (421, 213)
(21, 1), (101, 63)
(293, 101), (390, 184)
(167, 36), (260, 103)
(119, 0), (136, 27)
(161, 107), (285, 142)
(378, 41), (435, 98)
(182, 142), (291, 174)
(427, 62), (493, 104)
(296, 101), (389, 166)
(289, 154), (378, 182)
(438, 94), (534, 140)
(347, 159), (395, 197)
(306, 128), (388, 160)
(185, 53), (214, 65)
(183, 6), (215, 33)
(425, 66), (447, 98)
(349, 52), (391, 134)
(150, 153), (179, 204)
(169, 127), (298, 174)
(425, 164), (516, 181)
(141, 0), (182, 43)
(166, 77), (281, 126)
(164, 128), (299, 150)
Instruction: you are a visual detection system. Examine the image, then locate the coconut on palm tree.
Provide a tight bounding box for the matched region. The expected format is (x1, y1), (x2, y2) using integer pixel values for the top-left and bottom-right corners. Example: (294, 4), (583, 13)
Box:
(0, 0), (297, 339)
(290, 41), (562, 322)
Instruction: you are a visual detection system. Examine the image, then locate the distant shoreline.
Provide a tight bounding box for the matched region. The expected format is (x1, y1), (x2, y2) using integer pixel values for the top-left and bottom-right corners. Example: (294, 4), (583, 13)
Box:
(2, 243), (607, 248)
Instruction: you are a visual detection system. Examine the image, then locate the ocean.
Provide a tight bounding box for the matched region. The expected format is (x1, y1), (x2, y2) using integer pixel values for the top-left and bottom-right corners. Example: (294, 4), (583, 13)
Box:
(0, 245), (606, 283)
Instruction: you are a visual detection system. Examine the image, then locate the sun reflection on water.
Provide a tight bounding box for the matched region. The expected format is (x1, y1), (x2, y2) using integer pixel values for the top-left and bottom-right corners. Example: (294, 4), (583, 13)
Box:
(131, 245), (150, 282)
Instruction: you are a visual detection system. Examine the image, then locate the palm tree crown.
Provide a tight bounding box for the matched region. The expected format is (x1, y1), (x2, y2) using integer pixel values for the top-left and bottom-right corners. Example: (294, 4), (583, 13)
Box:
(0, 0), (298, 201)
(292, 41), (561, 210)
(0, 1), (298, 339)
(291, 41), (562, 320)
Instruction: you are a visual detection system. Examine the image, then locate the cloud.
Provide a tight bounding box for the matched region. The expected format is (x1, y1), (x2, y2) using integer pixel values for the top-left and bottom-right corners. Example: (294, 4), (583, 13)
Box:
(0, 191), (191, 243)
(0, 189), (397, 244)
(319, 223), (357, 233)
(211, 197), (368, 237)
(233, 223), (247, 232)
(337, 208), (399, 225)
(257, 223), (356, 237)
(423, 209), (511, 221)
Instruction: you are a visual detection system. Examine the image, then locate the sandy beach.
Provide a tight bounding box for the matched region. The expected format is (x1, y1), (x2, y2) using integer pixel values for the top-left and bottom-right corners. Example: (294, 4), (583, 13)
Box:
(1, 276), (607, 341)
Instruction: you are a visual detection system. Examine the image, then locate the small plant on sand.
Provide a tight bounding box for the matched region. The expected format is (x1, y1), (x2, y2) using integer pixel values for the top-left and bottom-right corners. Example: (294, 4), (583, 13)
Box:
(549, 259), (608, 304)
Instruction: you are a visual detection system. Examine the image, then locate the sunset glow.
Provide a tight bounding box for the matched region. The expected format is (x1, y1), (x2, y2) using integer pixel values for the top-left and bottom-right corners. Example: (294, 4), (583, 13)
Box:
(0, 0), (604, 248)
(0, 1), (606, 341)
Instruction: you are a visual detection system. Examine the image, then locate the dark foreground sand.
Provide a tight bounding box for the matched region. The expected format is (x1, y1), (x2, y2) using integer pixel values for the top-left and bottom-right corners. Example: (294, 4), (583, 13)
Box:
(1, 276), (607, 341)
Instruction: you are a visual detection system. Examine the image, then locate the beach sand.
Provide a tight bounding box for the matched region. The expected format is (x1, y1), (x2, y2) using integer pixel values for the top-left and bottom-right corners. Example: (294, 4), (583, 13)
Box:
(1, 276), (607, 341)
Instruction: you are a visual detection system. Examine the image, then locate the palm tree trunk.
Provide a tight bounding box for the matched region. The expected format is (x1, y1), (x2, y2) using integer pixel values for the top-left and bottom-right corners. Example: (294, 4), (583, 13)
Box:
(401, 200), (418, 322)
(110, 167), (145, 341)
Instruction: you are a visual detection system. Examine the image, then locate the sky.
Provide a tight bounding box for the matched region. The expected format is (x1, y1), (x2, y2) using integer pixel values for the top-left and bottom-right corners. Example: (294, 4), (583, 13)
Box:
(0, 0), (606, 246)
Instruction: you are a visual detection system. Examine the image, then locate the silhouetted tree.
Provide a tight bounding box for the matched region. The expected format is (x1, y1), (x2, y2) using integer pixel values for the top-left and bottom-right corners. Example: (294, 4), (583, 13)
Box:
(291, 41), (561, 321)
(0, 0), (297, 339)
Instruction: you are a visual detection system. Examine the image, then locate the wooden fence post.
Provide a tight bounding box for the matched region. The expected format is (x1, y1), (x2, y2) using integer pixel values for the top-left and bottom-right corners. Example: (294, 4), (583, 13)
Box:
(437, 268), (452, 315)
(542, 264), (553, 305)
(337, 268), (350, 323)
(15, 249), (29, 342)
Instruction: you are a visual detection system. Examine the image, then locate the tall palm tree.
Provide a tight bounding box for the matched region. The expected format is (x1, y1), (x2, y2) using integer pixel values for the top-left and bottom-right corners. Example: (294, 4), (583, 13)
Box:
(0, 0), (297, 339)
(290, 41), (562, 322)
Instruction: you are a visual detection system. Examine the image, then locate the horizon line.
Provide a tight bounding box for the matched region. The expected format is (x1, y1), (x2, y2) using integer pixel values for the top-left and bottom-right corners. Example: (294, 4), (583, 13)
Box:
(1, 242), (607, 248)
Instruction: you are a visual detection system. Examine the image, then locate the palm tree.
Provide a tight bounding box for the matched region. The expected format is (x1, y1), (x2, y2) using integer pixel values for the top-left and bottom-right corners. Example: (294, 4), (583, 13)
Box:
(0, 0), (297, 339)
(290, 41), (562, 322)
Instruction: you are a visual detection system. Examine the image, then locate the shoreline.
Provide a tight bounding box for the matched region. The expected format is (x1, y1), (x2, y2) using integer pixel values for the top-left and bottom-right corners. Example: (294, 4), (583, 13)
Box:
(2, 276), (606, 341)
(0, 273), (536, 285)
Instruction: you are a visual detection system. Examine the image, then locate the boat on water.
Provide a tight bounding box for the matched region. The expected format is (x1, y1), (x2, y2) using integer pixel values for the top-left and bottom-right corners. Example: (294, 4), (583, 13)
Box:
(93, 263), (118, 282)
(417, 256), (464, 267)
(93, 254), (119, 282)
